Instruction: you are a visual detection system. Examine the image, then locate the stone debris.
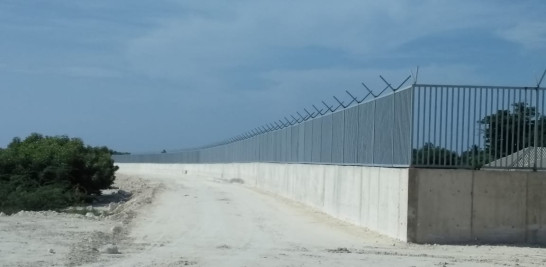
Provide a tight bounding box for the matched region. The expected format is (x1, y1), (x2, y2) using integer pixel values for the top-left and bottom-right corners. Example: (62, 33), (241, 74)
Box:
(102, 244), (120, 254)
(111, 225), (123, 236)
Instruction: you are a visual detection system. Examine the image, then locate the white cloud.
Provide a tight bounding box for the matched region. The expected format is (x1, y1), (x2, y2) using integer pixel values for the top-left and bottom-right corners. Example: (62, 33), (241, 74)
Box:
(124, 1), (524, 85)
(499, 22), (546, 51)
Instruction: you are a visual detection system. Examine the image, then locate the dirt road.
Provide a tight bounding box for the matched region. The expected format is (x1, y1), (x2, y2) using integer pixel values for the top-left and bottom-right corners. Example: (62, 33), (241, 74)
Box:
(95, 171), (545, 266)
(2, 169), (546, 266)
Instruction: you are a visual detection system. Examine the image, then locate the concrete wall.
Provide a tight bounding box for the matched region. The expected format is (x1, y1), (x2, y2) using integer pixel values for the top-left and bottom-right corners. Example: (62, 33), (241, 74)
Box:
(116, 163), (546, 244)
(408, 168), (546, 244)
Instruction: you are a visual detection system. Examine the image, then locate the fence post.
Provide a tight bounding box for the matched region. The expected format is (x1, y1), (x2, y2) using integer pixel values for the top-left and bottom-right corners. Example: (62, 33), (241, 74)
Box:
(534, 69), (546, 171)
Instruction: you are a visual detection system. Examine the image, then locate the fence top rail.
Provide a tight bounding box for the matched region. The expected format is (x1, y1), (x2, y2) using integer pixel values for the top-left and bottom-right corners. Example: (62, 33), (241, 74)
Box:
(414, 84), (546, 90)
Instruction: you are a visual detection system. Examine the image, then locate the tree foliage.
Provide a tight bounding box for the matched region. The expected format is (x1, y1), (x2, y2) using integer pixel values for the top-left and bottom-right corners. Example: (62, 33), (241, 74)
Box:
(478, 102), (546, 159)
(0, 133), (118, 214)
(413, 102), (545, 169)
(412, 142), (459, 166)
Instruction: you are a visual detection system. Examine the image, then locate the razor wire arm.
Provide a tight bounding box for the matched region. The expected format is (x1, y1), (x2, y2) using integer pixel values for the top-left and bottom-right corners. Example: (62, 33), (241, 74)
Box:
(304, 108), (316, 119)
(537, 68), (546, 88)
(333, 96), (348, 109)
(411, 66), (419, 85)
(285, 116), (296, 125)
(312, 105), (326, 116)
(322, 101), (334, 112)
(291, 114), (302, 123)
(361, 82), (381, 98)
(296, 111), (309, 121)
(380, 75), (412, 92)
(269, 123), (279, 130)
(345, 90), (360, 104)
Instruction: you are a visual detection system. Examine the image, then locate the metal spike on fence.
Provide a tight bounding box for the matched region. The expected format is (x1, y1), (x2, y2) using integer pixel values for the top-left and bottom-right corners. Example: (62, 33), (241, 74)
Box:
(333, 96), (347, 109)
(345, 90), (360, 104)
(361, 82), (380, 98)
(312, 104), (325, 116)
(322, 101), (334, 112)
(411, 66), (419, 85)
(303, 108), (315, 119)
(397, 75), (412, 90)
(284, 117), (294, 126)
(290, 114), (301, 123)
(296, 111), (307, 121)
(537, 68), (546, 88)
(379, 75), (395, 92)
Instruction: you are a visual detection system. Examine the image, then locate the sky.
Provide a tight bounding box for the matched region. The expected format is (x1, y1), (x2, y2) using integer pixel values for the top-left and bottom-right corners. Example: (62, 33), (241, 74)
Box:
(1, 0), (545, 153)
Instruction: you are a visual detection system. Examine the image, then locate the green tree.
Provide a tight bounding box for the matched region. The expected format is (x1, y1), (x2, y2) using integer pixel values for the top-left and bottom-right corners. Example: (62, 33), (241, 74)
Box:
(459, 145), (489, 169)
(412, 142), (460, 166)
(478, 102), (546, 159)
(0, 133), (118, 214)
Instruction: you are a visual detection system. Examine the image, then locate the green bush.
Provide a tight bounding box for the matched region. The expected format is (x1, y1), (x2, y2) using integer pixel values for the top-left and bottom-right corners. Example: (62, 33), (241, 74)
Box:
(0, 133), (118, 214)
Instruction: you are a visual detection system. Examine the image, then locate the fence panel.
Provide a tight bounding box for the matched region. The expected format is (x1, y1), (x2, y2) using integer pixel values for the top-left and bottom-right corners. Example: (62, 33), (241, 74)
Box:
(331, 111), (345, 163)
(320, 114), (333, 163)
(343, 106), (359, 164)
(113, 84), (546, 170)
(373, 94), (395, 165)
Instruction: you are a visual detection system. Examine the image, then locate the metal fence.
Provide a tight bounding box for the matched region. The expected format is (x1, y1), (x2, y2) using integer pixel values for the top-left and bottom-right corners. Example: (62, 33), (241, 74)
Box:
(412, 84), (546, 170)
(114, 76), (546, 170)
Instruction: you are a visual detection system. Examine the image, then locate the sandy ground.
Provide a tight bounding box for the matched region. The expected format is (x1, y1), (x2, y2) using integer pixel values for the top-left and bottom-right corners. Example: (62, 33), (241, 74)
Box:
(1, 169), (546, 266)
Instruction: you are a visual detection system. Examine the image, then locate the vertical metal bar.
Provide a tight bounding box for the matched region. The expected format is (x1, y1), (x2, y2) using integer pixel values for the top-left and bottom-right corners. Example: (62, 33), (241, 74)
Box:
(392, 90), (396, 166)
(478, 88), (483, 167)
(427, 86), (433, 166)
(414, 85), (420, 165)
(534, 86), (539, 170)
(453, 87), (464, 165)
(461, 87), (466, 166)
(356, 100), (362, 165)
(501, 88), (507, 167)
(517, 89), (522, 163)
(410, 85), (416, 166)
(443, 87), (448, 165)
(525, 89), (536, 168)
(494, 88), (500, 167)
(511, 89), (516, 164)
(371, 98), (376, 165)
(539, 89), (546, 169)
(439, 86), (444, 166)
(451, 86), (455, 165)
(468, 88), (474, 168)
(523, 89), (528, 166)
(486, 88), (492, 166)
(422, 86), (428, 165)
(434, 87), (439, 166)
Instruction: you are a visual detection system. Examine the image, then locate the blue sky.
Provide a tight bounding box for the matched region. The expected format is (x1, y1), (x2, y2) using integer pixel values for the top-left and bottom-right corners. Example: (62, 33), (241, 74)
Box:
(1, 0), (545, 153)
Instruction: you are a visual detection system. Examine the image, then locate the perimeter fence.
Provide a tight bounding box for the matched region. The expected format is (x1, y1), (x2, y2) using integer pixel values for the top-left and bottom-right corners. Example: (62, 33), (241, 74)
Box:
(114, 77), (546, 170)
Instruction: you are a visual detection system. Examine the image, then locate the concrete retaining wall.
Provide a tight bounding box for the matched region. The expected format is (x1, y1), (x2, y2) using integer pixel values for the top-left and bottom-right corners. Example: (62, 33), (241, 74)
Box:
(116, 163), (546, 244)
(408, 168), (546, 244)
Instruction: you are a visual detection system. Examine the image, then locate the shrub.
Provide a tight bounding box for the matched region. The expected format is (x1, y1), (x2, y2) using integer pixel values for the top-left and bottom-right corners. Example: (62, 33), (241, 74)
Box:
(0, 133), (118, 214)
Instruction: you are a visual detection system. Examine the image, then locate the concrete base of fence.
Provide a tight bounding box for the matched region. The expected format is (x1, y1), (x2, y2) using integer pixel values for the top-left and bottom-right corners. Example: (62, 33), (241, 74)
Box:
(116, 163), (546, 244)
